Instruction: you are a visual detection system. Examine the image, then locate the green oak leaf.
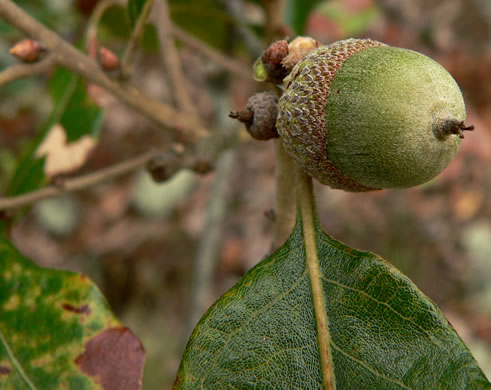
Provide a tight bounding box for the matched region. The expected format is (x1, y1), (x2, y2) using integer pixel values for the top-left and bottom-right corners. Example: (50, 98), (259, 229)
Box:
(169, 0), (232, 50)
(176, 213), (490, 389)
(0, 236), (145, 389)
(285, 0), (322, 35)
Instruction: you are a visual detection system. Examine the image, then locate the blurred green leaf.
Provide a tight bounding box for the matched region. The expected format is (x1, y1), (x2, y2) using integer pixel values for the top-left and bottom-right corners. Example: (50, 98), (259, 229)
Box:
(315, 1), (380, 38)
(285, 0), (322, 35)
(7, 155), (46, 198)
(176, 215), (490, 389)
(7, 68), (104, 197)
(49, 68), (104, 142)
(99, 5), (159, 52)
(169, 0), (233, 49)
(100, 4), (131, 41)
(107, 1), (235, 52)
(0, 235), (145, 389)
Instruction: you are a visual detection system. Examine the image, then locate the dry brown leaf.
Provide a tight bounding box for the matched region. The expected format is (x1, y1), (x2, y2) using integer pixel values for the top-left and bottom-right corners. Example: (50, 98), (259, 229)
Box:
(35, 124), (96, 179)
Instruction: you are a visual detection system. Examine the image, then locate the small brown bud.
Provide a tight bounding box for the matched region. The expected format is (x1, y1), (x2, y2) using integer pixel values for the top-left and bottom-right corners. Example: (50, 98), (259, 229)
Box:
(263, 40), (289, 67)
(98, 47), (120, 71)
(230, 92), (279, 141)
(255, 40), (289, 84)
(146, 152), (180, 183)
(10, 39), (44, 63)
(190, 159), (213, 175)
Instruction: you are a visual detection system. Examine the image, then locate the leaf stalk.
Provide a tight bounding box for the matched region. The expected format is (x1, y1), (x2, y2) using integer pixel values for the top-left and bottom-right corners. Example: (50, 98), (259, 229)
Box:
(296, 166), (336, 390)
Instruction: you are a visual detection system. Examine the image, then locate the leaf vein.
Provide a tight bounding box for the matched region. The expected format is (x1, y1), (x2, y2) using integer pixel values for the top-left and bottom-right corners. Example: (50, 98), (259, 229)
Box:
(200, 268), (309, 385)
(330, 339), (412, 389)
(320, 276), (454, 356)
(0, 328), (38, 390)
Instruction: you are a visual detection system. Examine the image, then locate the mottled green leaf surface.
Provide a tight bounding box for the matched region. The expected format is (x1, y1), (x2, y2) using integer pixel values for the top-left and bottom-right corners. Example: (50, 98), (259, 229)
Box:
(8, 68), (103, 197)
(0, 236), (145, 389)
(176, 216), (490, 389)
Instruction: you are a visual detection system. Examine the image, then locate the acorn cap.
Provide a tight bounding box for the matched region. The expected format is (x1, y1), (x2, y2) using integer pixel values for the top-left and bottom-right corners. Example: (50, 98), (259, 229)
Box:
(276, 39), (467, 191)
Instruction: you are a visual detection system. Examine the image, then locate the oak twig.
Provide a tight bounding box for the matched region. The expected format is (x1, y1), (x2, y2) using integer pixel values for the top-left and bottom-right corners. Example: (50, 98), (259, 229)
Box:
(0, 54), (55, 87)
(170, 24), (253, 80)
(0, 150), (156, 211)
(119, 0), (155, 80)
(223, 0), (264, 57)
(86, 0), (122, 47)
(153, 0), (197, 115)
(0, 128), (241, 211)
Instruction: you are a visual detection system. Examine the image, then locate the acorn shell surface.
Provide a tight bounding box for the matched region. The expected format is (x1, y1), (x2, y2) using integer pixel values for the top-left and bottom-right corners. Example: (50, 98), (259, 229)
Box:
(276, 39), (465, 191)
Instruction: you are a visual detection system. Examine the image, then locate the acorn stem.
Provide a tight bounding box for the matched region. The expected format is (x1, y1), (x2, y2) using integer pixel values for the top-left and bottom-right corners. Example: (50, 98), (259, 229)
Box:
(271, 140), (297, 250)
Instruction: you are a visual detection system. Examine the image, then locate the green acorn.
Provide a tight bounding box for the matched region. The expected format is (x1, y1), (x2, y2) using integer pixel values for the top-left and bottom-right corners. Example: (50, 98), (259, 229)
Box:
(276, 38), (473, 191)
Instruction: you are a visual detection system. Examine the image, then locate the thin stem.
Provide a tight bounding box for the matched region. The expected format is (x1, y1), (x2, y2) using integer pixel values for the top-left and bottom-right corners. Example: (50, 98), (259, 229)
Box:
(0, 150), (156, 211)
(153, 0), (196, 115)
(271, 139), (297, 250)
(0, 54), (55, 87)
(223, 0), (264, 57)
(263, 0), (286, 42)
(0, 129), (242, 211)
(170, 24), (252, 80)
(119, 0), (155, 80)
(86, 0), (122, 44)
(296, 166), (336, 390)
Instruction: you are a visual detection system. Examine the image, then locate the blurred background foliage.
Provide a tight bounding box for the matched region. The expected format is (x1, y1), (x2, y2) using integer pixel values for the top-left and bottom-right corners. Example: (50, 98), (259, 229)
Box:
(1, 0), (490, 388)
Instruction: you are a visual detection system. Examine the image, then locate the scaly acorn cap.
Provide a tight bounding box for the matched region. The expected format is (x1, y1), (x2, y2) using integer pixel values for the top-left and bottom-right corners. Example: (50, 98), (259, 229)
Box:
(276, 38), (470, 191)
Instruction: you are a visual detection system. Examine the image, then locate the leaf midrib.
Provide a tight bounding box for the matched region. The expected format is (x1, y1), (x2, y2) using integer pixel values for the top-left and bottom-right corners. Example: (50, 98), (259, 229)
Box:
(296, 168), (336, 390)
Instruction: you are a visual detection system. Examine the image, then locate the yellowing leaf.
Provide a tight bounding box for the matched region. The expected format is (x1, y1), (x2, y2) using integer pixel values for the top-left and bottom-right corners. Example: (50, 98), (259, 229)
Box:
(0, 236), (146, 389)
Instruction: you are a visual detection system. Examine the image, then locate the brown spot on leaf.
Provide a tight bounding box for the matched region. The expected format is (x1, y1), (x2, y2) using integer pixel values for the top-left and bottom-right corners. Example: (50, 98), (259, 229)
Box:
(0, 366), (11, 375)
(62, 303), (91, 315)
(75, 327), (145, 390)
